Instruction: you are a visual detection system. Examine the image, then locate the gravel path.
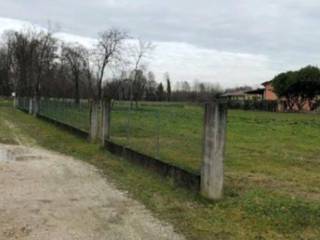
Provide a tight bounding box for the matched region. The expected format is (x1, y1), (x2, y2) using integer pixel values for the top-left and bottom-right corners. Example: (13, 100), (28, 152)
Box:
(0, 144), (184, 240)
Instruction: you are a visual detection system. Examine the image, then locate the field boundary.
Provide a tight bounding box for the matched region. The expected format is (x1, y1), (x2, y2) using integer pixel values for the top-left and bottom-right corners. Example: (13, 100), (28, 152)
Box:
(16, 105), (201, 191)
(105, 140), (200, 191)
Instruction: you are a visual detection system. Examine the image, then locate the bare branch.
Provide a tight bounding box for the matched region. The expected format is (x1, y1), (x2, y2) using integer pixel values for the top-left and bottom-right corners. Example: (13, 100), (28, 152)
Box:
(93, 28), (127, 100)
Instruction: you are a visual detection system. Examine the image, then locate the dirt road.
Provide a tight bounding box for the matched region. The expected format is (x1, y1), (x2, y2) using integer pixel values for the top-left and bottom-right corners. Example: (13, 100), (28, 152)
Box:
(0, 143), (184, 240)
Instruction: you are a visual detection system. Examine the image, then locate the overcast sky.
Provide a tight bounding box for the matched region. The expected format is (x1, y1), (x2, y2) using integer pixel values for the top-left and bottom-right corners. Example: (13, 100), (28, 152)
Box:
(1, 0), (320, 88)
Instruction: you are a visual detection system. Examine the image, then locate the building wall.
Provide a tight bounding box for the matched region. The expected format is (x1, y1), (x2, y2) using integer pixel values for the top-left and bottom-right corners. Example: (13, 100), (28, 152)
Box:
(246, 94), (263, 100)
(263, 83), (278, 100)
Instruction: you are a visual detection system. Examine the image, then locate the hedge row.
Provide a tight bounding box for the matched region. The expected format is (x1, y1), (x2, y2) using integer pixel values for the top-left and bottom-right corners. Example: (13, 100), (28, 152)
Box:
(227, 100), (278, 112)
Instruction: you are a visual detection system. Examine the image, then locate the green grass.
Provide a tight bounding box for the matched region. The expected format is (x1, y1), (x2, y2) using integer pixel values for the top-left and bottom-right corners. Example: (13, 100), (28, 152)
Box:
(43, 100), (319, 180)
(110, 101), (204, 172)
(2, 101), (320, 239)
(34, 100), (204, 172)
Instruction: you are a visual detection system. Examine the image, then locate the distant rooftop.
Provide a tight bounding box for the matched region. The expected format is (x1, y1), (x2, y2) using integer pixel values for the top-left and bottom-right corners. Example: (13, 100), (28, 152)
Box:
(221, 91), (246, 97)
(222, 88), (265, 97)
(245, 88), (265, 94)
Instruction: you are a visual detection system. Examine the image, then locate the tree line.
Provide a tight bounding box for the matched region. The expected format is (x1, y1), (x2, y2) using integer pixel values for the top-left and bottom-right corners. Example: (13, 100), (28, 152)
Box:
(271, 65), (320, 111)
(0, 27), (222, 105)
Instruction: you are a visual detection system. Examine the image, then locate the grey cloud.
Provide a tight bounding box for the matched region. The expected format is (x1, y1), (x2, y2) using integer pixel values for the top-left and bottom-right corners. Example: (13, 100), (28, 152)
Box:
(0, 0), (320, 81)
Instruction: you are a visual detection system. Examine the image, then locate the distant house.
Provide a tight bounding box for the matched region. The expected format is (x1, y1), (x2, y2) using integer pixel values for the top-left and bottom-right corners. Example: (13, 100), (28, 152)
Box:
(221, 91), (247, 100)
(261, 81), (278, 100)
(261, 81), (314, 111)
(222, 81), (318, 112)
(222, 82), (277, 101)
(245, 88), (265, 100)
(221, 89), (264, 101)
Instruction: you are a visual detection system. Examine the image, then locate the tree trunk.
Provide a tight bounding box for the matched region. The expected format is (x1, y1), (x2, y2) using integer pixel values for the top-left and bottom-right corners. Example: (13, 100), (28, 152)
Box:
(98, 78), (102, 101)
(74, 73), (80, 105)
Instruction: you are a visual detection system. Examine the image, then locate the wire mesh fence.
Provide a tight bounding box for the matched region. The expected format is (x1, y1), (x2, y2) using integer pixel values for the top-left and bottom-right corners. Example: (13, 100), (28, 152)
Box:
(17, 97), (30, 111)
(110, 101), (204, 172)
(16, 98), (204, 173)
(38, 99), (91, 132)
(17, 98), (91, 132)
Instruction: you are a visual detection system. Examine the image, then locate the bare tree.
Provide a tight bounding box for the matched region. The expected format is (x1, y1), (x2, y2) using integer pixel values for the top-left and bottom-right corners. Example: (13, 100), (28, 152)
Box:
(129, 39), (155, 107)
(81, 48), (96, 100)
(130, 39), (154, 71)
(61, 43), (88, 104)
(4, 30), (33, 96)
(145, 71), (157, 101)
(130, 69), (147, 107)
(2, 29), (57, 100)
(181, 81), (191, 92)
(0, 39), (13, 96)
(94, 29), (127, 101)
(32, 30), (57, 102)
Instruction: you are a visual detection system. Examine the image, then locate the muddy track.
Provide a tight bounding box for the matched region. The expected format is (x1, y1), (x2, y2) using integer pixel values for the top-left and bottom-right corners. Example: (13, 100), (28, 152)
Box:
(0, 143), (184, 240)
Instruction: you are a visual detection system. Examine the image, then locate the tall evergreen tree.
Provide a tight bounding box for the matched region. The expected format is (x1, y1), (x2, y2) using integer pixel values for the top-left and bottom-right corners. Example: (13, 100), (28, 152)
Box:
(165, 73), (171, 101)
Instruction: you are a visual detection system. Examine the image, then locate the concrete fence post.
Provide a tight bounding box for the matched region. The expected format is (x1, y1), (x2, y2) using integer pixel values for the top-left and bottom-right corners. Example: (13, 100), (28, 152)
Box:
(32, 97), (39, 116)
(201, 101), (228, 200)
(25, 98), (28, 110)
(28, 98), (33, 114)
(101, 99), (111, 145)
(15, 97), (19, 109)
(89, 100), (99, 142)
(12, 92), (16, 108)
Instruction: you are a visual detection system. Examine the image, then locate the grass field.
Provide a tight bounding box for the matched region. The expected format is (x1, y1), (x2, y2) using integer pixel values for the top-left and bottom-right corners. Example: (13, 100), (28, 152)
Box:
(110, 101), (204, 172)
(110, 102), (320, 178)
(35, 100), (320, 176)
(5, 100), (320, 239)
